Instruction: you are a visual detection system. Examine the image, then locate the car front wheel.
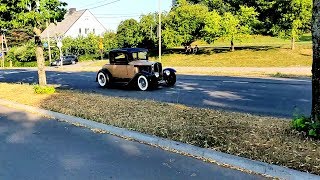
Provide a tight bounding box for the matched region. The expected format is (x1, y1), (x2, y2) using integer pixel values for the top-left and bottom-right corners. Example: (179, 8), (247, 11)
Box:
(97, 71), (109, 88)
(165, 73), (176, 87)
(137, 75), (149, 91)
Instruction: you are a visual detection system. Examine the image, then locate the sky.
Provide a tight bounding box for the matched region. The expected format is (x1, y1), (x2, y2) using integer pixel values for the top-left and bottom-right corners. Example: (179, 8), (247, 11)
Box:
(63, 0), (172, 31)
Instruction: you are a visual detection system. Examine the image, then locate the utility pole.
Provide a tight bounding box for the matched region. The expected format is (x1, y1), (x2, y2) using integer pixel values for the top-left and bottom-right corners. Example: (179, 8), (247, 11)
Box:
(46, 21), (52, 63)
(1, 34), (4, 68)
(158, 0), (162, 63)
(56, 36), (63, 67)
(1, 29), (8, 68)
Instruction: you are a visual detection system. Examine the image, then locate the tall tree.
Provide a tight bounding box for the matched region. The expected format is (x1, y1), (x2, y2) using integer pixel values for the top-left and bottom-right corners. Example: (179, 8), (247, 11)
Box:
(271, 0), (312, 50)
(163, 0), (208, 47)
(0, 0), (67, 86)
(220, 6), (259, 51)
(202, 11), (222, 44)
(312, 0), (320, 122)
(139, 13), (158, 49)
(117, 19), (143, 48)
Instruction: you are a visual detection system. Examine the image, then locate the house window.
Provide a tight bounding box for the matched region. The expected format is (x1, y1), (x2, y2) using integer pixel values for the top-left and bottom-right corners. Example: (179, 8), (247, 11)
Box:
(79, 28), (81, 34)
(85, 28), (89, 34)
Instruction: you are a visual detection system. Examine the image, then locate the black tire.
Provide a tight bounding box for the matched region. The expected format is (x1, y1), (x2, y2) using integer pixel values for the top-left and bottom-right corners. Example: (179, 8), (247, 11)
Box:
(137, 75), (149, 91)
(97, 71), (110, 88)
(165, 73), (176, 87)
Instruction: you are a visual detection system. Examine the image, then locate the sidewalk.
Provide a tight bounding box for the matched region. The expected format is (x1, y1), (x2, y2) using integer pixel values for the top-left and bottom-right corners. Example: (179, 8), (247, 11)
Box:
(0, 104), (265, 180)
(1, 98), (319, 179)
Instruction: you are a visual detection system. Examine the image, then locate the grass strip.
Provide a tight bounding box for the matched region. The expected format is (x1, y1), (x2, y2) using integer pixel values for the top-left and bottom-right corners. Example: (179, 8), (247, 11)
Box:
(0, 83), (319, 175)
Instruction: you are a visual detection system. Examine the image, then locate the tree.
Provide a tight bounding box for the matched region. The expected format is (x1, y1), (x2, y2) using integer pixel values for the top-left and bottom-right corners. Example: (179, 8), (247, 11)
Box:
(220, 6), (259, 51)
(163, 0), (208, 47)
(202, 11), (222, 44)
(102, 31), (119, 51)
(312, 0), (320, 122)
(271, 0), (312, 50)
(187, 0), (232, 13)
(117, 19), (143, 48)
(0, 0), (67, 86)
(139, 13), (158, 49)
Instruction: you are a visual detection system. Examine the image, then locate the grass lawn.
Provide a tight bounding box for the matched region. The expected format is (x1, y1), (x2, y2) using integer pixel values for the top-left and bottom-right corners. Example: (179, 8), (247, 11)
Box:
(86, 35), (312, 68)
(0, 82), (319, 175)
(156, 44), (312, 67)
(153, 35), (312, 67)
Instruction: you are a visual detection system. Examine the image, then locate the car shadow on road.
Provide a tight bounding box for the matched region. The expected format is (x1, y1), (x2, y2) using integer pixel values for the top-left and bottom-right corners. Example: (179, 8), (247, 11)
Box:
(0, 69), (311, 118)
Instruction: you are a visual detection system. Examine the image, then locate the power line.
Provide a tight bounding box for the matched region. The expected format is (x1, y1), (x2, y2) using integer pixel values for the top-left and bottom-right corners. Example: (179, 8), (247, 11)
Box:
(79, 0), (109, 9)
(94, 13), (141, 16)
(88, 0), (121, 10)
(96, 15), (141, 18)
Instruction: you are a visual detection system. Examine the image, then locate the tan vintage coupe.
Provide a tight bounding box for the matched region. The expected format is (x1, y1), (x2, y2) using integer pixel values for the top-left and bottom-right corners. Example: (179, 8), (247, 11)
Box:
(96, 48), (176, 91)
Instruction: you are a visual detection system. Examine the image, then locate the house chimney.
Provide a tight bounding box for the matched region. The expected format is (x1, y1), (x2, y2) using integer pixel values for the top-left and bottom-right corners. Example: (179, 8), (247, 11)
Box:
(69, 8), (76, 15)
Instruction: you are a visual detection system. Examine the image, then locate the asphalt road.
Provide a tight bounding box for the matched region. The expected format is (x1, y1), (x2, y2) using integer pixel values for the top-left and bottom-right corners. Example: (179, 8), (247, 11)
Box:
(0, 69), (311, 117)
(0, 105), (265, 180)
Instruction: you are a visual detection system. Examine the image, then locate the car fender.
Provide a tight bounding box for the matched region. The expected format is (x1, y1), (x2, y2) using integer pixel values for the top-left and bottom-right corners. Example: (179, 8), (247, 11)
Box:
(163, 68), (176, 79)
(96, 69), (112, 82)
(127, 72), (155, 86)
(163, 68), (176, 73)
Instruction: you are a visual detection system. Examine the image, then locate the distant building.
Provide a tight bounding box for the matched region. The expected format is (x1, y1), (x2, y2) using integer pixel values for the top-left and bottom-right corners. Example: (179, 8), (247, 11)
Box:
(40, 8), (106, 39)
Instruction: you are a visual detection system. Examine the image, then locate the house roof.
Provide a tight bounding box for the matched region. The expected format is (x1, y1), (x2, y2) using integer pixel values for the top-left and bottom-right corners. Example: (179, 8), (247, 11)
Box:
(40, 10), (86, 38)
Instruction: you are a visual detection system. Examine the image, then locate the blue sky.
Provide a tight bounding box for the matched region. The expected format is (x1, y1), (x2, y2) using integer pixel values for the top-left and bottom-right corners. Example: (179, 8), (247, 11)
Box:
(63, 0), (172, 31)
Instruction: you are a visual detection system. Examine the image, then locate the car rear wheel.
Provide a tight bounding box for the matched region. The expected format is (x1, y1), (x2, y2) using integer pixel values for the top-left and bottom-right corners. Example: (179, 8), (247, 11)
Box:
(137, 75), (149, 91)
(97, 71), (109, 88)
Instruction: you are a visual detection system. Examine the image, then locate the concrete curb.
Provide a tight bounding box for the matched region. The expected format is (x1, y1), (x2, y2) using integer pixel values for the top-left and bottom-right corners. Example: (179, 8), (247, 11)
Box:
(0, 98), (319, 180)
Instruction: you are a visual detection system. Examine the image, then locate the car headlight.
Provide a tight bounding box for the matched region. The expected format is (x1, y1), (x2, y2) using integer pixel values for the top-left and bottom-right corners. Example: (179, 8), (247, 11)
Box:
(164, 70), (170, 76)
(155, 72), (160, 78)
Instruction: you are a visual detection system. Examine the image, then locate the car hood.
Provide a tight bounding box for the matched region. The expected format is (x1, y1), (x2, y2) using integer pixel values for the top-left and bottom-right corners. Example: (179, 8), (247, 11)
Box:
(129, 60), (158, 66)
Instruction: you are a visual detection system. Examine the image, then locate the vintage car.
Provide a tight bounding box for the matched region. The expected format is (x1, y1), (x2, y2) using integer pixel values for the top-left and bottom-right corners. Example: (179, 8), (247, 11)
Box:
(96, 48), (176, 91)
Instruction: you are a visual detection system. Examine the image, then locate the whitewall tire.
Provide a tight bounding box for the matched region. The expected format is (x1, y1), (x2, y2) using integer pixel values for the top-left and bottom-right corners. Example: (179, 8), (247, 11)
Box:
(97, 72), (109, 88)
(137, 75), (149, 91)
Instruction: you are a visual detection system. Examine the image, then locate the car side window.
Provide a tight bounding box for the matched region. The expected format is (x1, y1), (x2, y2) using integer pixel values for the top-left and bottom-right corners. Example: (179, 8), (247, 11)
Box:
(113, 53), (128, 65)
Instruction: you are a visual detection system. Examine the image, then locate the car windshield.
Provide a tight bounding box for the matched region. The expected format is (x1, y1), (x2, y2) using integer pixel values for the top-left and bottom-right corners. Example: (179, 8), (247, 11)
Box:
(132, 51), (148, 61)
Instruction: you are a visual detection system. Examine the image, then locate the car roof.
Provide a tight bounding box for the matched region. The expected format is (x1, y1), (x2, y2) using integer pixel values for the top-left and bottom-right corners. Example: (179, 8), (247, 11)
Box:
(109, 48), (148, 53)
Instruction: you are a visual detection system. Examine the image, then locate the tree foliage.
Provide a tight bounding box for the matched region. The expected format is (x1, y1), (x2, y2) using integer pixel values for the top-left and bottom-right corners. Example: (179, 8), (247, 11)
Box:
(163, 0), (208, 47)
(117, 19), (143, 48)
(0, 0), (66, 32)
(139, 13), (158, 49)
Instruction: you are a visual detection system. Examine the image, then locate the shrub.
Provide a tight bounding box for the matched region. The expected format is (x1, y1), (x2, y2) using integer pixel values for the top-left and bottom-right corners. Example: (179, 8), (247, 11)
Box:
(292, 115), (320, 138)
(33, 85), (56, 95)
(7, 41), (36, 63)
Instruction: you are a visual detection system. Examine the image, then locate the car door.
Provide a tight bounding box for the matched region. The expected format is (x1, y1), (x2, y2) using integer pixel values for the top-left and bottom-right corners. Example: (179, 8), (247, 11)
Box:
(109, 52), (128, 79)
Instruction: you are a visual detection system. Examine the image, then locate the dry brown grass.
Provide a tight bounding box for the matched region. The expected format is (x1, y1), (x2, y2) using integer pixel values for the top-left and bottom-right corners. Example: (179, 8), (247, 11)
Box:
(0, 83), (51, 106)
(0, 83), (319, 175)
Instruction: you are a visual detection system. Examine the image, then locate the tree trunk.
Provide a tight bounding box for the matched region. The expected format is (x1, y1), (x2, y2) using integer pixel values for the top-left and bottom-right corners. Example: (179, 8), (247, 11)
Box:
(230, 40), (235, 52)
(34, 27), (47, 86)
(291, 36), (295, 50)
(312, 0), (320, 122)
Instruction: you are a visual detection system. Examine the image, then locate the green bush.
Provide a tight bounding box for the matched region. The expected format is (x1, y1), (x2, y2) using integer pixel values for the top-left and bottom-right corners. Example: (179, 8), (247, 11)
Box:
(292, 115), (320, 138)
(33, 85), (56, 95)
(7, 41), (36, 63)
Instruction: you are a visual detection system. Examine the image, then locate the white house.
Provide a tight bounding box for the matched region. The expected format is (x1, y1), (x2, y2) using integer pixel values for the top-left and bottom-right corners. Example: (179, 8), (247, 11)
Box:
(41, 8), (106, 39)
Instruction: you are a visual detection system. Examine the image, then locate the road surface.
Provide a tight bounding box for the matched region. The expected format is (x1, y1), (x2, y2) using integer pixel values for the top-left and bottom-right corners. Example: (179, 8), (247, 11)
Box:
(0, 105), (265, 179)
(0, 69), (311, 117)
